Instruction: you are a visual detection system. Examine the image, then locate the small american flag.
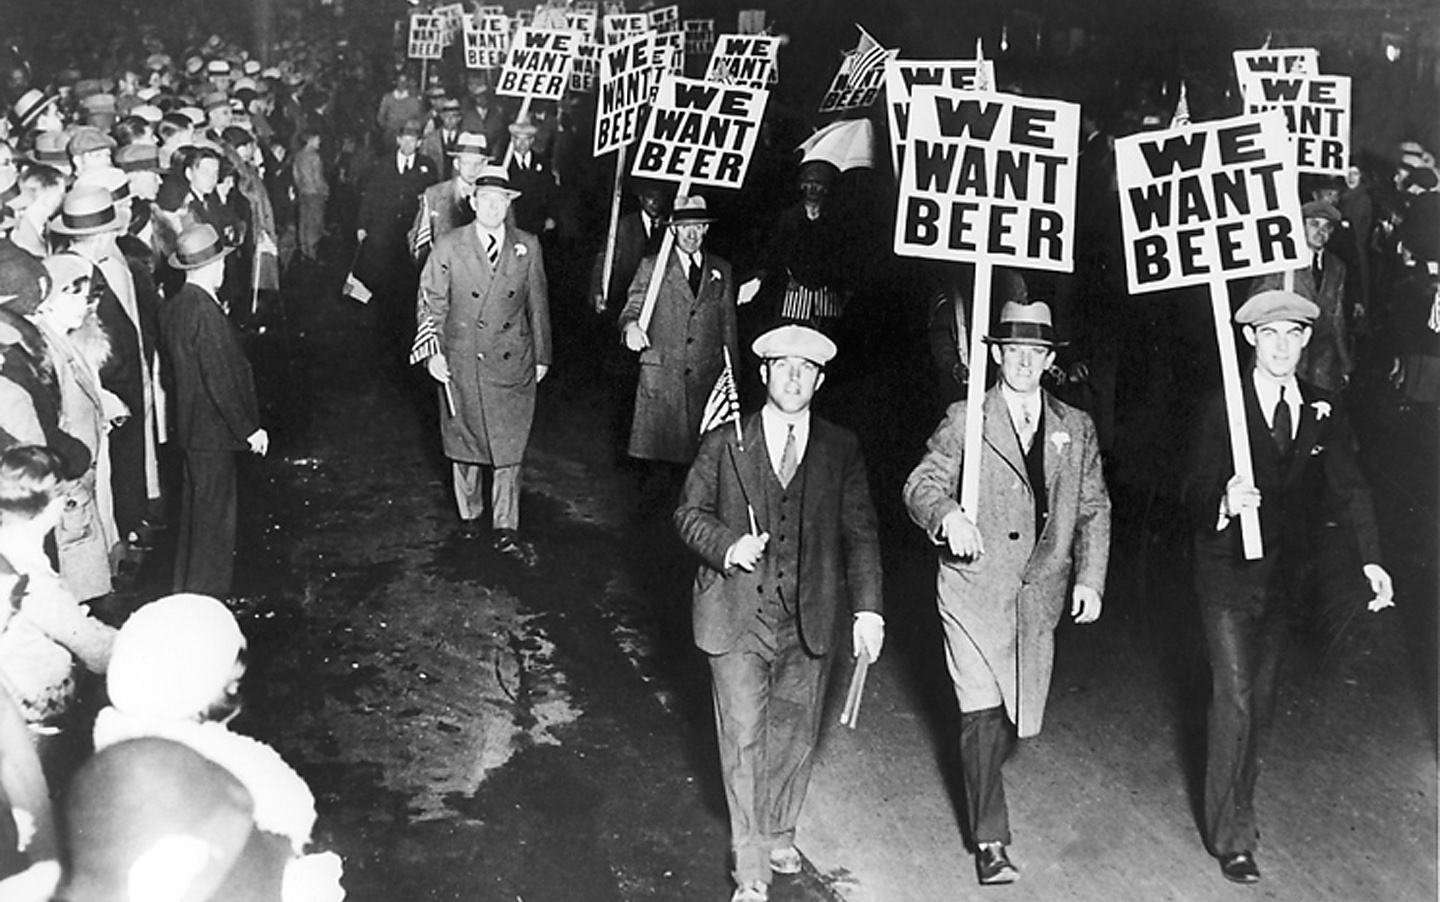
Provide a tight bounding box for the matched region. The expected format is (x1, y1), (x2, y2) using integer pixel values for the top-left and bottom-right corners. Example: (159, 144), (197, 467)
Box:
(699, 347), (740, 438)
(410, 193), (433, 262)
(845, 25), (889, 87)
(343, 271), (372, 304)
(410, 304), (441, 365)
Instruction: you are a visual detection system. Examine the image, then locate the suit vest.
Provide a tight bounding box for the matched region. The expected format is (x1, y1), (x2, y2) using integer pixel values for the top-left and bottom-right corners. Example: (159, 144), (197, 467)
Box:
(758, 451), (806, 614)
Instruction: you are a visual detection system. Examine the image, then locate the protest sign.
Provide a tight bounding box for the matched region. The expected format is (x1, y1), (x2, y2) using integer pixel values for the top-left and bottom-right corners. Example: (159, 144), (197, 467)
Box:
(463, 14), (511, 70)
(1232, 47), (1319, 78)
(820, 27), (896, 113)
(685, 19), (717, 57)
(594, 32), (656, 155)
(408, 14), (445, 60)
(533, 5), (570, 30)
(603, 13), (648, 44)
(567, 9), (598, 39)
(631, 74), (768, 188)
(1116, 109), (1305, 559)
(496, 27), (579, 100)
(435, 4), (465, 45)
(652, 31), (684, 76)
(648, 4), (681, 33)
(895, 87), (1080, 272)
(1236, 70), (1350, 176)
(883, 58), (996, 174)
(572, 40), (600, 93)
(736, 10), (766, 35)
(1115, 110), (1304, 293)
(705, 34), (781, 88)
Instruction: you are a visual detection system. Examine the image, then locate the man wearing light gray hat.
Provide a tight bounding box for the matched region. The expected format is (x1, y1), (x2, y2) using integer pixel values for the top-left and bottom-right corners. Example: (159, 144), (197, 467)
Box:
(1181, 288), (1393, 885)
(676, 323), (883, 902)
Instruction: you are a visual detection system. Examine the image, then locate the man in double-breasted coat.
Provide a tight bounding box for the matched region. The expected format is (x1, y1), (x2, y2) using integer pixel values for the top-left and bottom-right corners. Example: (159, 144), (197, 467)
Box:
(904, 300), (1110, 885)
(675, 324), (883, 902)
(415, 165), (551, 561)
(619, 195), (739, 468)
(1181, 289), (1391, 885)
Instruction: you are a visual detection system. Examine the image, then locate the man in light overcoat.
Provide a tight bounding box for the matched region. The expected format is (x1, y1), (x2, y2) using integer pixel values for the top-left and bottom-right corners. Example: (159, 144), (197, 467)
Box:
(903, 300), (1110, 885)
(415, 165), (551, 561)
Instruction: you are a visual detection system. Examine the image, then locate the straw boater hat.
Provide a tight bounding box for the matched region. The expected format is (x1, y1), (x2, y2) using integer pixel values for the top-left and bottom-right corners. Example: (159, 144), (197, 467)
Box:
(471, 164), (520, 199)
(10, 88), (58, 130)
(1234, 289), (1320, 326)
(667, 194), (716, 225)
(984, 300), (1066, 347)
(73, 167), (132, 205)
(450, 131), (489, 158)
(50, 186), (123, 237)
(168, 223), (236, 272)
(752, 323), (838, 366)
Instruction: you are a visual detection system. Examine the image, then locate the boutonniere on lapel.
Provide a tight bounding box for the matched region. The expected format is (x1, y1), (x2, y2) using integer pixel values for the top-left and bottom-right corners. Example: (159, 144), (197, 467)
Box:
(513, 244), (527, 258)
(1050, 431), (1070, 452)
(1311, 400), (1331, 420)
(710, 268), (721, 281)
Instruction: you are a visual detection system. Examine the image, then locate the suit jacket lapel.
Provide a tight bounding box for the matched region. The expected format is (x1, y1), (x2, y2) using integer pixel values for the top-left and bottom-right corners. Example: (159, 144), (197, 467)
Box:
(456, 227), (490, 296)
(1041, 392), (1063, 496)
(981, 387), (1027, 485)
(736, 413), (767, 529)
(1286, 384), (1323, 483)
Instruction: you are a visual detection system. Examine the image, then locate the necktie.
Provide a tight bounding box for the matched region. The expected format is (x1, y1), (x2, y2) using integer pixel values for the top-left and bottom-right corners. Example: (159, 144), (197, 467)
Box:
(778, 424), (798, 488)
(486, 232), (499, 269)
(400, 155), (410, 173)
(1271, 387), (1292, 456)
(688, 254), (702, 295)
(1311, 256), (1322, 287)
(1019, 402), (1036, 452)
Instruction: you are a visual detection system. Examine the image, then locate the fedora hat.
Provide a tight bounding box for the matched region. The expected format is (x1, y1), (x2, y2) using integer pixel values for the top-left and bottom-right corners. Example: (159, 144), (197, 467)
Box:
(508, 118), (538, 139)
(10, 89), (58, 129)
(74, 166), (132, 204)
(27, 131), (72, 170)
(168, 223), (236, 271)
(50, 186), (123, 237)
(667, 194), (716, 225)
(449, 131), (489, 158)
(984, 300), (1066, 347)
(471, 164), (520, 199)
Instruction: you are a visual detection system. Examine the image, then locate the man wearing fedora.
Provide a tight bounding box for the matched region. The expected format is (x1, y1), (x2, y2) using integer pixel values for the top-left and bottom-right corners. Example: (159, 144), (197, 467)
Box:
(409, 132), (489, 263)
(618, 195), (738, 497)
(1181, 289), (1392, 884)
(904, 299), (1111, 885)
(675, 323), (883, 902)
(414, 165), (550, 561)
(421, 97), (468, 182)
(158, 223), (268, 596)
(1247, 200), (1352, 392)
(356, 119), (436, 356)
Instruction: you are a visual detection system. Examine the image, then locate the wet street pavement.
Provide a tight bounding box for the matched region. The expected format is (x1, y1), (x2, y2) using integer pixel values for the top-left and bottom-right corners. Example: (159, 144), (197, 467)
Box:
(120, 241), (1436, 902)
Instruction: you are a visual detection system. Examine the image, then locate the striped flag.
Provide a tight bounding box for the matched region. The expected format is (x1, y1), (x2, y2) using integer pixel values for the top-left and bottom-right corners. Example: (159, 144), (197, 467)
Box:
(845, 25), (889, 86)
(410, 193), (433, 262)
(1170, 81), (1191, 128)
(343, 271), (372, 304)
(699, 347), (740, 438)
(410, 303), (441, 365)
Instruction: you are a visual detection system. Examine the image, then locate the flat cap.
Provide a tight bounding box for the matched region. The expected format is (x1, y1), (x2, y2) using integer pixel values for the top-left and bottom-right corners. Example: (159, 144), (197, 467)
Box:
(752, 324), (837, 365)
(1301, 200), (1341, 223)
(1235, 289), (1320, 326)
(67, 126), (117, 156)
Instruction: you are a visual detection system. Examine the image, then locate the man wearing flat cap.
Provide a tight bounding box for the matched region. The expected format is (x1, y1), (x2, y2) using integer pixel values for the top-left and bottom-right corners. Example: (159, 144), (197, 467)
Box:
(413, 165), (550, 562)
(903, 300), (1111, 885)
(1247, 199), (1352, 391)
(675, 323), (883, 902)
(1181, 289), (1392, 885)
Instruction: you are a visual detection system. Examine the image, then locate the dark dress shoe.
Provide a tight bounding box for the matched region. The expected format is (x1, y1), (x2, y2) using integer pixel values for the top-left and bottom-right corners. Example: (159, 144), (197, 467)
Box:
(1219, 851), (1261, 884)
(458, 519), (484, 539)
(976, 843), (1019, 885)
(493, 529), (536, 565)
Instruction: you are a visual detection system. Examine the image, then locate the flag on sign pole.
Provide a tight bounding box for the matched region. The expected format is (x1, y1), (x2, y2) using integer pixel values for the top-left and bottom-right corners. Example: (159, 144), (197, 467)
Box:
(846, 25), (890, 88)
(342, 243), (372, 304)
(699, 347), (741, 438)
(1170, 80), (1191, 127)
(410, 193), (434, 262)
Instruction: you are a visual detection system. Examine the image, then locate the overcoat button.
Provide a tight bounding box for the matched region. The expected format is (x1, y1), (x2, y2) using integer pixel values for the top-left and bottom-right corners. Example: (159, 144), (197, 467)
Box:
(472, 291), (480, 298)
(503, 351), (511, 360)
(1008, 531), (1020, 540)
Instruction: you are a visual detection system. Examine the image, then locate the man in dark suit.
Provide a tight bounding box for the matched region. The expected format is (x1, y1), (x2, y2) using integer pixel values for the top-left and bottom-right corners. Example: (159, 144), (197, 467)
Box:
(590, 179), (668, 315)
(504, 119), (557, 238)
(675, 324), (883, 902)
(158, 223), (268, 596)
(356, 120), (437, 358)
(1182, 289), (1393, 885)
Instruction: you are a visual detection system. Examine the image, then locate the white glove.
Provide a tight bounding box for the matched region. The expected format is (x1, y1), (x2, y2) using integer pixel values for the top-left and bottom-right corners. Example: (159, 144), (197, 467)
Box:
(283, 851), (345, 902)
(853, 612), (884, 662)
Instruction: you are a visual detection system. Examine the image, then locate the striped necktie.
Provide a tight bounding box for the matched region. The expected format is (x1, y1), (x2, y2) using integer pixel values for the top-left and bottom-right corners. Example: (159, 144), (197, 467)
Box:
(486, 233), (499, 269)
(778, 424), (798, 488)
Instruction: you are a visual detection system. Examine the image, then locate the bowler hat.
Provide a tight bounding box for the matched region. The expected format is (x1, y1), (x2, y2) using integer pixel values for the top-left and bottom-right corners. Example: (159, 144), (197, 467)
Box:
(450, 132), (489, 158)
(471, 164), (520, 199)
(50, 186), (123, 236)
(984, 300), (1066, 347)
(667, 195), (716, 225)
(1235, 289), (1320, 326)
(752, 323), (838, 365)
(167, 223), (236, 272)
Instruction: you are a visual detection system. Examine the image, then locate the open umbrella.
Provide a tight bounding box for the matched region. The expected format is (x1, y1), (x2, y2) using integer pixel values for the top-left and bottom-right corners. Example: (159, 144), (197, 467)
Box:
(797, 118), (875, 172)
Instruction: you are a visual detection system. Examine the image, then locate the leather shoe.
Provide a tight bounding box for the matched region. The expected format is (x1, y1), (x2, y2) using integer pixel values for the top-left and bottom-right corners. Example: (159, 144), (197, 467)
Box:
(493, 529), (536, 565)
(768, 846), (802, 876)
(976, 843), (1019, 885)
(1219, 851), (1261, 884)
(457, 519), (483, 540)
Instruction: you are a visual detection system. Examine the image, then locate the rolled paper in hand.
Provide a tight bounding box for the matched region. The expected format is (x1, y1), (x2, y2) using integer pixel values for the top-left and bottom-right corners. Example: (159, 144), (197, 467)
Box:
(840, 654), (870, 729)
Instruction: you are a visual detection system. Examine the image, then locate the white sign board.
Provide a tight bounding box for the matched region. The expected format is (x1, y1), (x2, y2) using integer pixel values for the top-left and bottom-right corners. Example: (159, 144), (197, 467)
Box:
(496, 27), (580, 100)
(884, 58), (995, 174)
(631, 75), (769, 189)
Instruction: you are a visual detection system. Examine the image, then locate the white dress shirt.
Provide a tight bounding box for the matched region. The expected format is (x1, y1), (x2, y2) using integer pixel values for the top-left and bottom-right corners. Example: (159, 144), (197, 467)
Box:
(761, 405), (810, 479)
